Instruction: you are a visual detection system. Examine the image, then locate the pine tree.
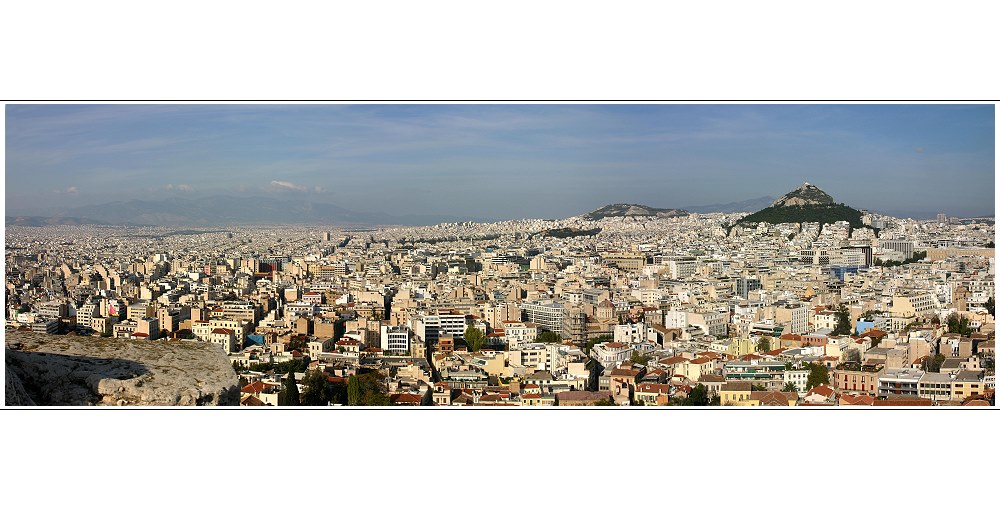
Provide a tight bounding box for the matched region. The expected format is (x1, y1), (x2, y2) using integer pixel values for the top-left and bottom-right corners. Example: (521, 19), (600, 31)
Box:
(347, 374), (361, 406)
(280, 371), (300, 406)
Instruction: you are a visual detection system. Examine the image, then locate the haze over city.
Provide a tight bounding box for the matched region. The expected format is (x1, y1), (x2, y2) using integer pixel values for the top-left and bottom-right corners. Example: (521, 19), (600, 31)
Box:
(5, 104), (995, 222)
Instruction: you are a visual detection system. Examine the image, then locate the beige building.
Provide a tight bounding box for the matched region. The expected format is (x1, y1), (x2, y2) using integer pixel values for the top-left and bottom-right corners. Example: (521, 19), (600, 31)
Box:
(720, 381), (752, 406)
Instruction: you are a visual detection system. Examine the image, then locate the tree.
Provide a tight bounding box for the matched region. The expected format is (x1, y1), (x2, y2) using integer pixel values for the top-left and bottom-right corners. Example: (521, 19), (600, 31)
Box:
(346, 371), (390, 406)
(986, 296), (995, 317)
(751, 384), (767, 391)
(833, 305), (853, 336)
(464, 325), (487, 352)
(536, 331), (562, 344)
(585, 335), (613, 354)
(684, 384), (711, 406)
(347, 374), (362, 406)
(946, 312), (973, 336)
(928, 353), (946, 373)
(757, 337), (771, 352)
(594, 397), (616, 406)
(782, 382), (798, 392)
(301, 370), (331, 406)
(630, 351), (652, 365)
(279, 372), (300, 406)
(806, 363), (829, 390)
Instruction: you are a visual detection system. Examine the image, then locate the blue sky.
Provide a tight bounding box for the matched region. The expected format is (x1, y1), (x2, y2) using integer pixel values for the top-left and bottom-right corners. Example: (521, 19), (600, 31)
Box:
(5, 104), (995, 219)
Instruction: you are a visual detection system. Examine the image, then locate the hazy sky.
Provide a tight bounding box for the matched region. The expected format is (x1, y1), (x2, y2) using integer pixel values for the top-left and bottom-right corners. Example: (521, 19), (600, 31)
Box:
(5, 104), (995, 219)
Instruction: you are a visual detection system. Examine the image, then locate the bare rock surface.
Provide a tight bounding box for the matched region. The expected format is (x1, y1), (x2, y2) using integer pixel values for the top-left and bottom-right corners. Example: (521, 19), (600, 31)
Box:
(5, 332), (239, 406)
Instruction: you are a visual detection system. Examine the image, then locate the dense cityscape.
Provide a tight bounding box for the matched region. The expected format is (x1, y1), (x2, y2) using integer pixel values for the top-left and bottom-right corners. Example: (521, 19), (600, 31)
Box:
(5, 183), (995, 406)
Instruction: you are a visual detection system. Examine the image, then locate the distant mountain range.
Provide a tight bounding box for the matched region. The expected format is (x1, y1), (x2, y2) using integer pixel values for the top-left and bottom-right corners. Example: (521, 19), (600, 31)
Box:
(5, 215), (118, 227)
(736, 182), (867, 228)
(682, 196), (777, 214)
(8, 195), (489, 227)
(582, 203), (689, 221)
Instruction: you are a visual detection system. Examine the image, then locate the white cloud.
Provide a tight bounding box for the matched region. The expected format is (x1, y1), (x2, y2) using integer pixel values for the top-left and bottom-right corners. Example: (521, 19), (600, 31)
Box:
(270, 180), (308, 191)
(176, 184), (193, 192)
(53, 186), (78, 194)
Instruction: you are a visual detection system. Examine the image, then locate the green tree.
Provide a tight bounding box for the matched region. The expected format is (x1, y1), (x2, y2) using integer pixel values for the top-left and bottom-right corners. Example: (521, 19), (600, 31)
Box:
(782, 382), (798, 392)
(986, 296), (995, 317)
(585, 335), (613, 354)
(757, 337), (771, 352)
(464, 325), (487, 352)
(347, 374), (361, 406)
(536, 331), (562, 344)
(288, 334), (308, 352)
(928, 353), (946, 373)
(594, 397), (616, 406)
(684, 384), (710, 406)
(279, 372), (300, 406)
(806, 363), (829, 390)
(630, 351), (652, 365)
(946, 312), (973, 336)
(833, 305), (853, 336)
(751, 384), (767, 391)
(301, 370), (331, 406)
(346, 371), (390, 406)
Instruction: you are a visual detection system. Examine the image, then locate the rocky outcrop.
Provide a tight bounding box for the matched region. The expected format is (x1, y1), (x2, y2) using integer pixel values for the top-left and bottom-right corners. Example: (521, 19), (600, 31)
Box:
(5, 332), (239, 406)
(770, 182), (835, 207)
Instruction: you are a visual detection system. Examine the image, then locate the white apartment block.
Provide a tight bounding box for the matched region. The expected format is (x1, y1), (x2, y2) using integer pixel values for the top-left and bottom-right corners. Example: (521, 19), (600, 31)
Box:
(614, 322), (655, 344)
(501, 321), (538, 350)
(520, 300), (566, 335)
(380, 325), (414, 354)
(591, 341), (634, 370)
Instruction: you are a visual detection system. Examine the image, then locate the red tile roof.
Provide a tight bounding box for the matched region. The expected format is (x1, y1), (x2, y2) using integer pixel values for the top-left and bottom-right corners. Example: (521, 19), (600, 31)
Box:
(241, 381), (267, 393)
(807, 385), (835, 398)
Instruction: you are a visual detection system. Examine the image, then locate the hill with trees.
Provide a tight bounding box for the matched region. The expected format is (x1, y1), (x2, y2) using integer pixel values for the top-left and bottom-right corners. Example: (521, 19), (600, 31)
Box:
(736, 183), (867, 229)
(582, 203), (689, 221)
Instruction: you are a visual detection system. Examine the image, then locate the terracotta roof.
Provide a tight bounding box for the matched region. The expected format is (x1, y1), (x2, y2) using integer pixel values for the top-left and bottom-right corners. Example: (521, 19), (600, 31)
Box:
(839, 394), (876, 406)
(556, 390), (613, 401)
(660, 355), (688, 365)
(962, 399), (991, 406)
(750, 391), (797, 406)
(240, 395), (267, 406)
(389, 393), (423, 404)
(807, 385), (835, 398)
(241, 381), (267, 393)
(636, 383), (670, 393)
(872, 398), (934, 407)
(722, 381), (752, 392)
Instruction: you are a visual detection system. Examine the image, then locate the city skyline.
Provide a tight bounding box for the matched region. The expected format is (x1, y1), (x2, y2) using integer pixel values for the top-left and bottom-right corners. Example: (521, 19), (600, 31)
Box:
(5, 103), (996, 220)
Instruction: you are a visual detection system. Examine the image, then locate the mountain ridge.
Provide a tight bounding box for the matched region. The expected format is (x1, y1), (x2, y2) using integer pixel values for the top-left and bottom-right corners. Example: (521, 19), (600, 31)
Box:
(582, 203), (689, 221)
(15, 195), (492, 227)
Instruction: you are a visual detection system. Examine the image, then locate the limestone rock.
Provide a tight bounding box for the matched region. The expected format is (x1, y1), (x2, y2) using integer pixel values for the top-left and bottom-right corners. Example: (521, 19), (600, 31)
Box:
(5, 332), (239, 406)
